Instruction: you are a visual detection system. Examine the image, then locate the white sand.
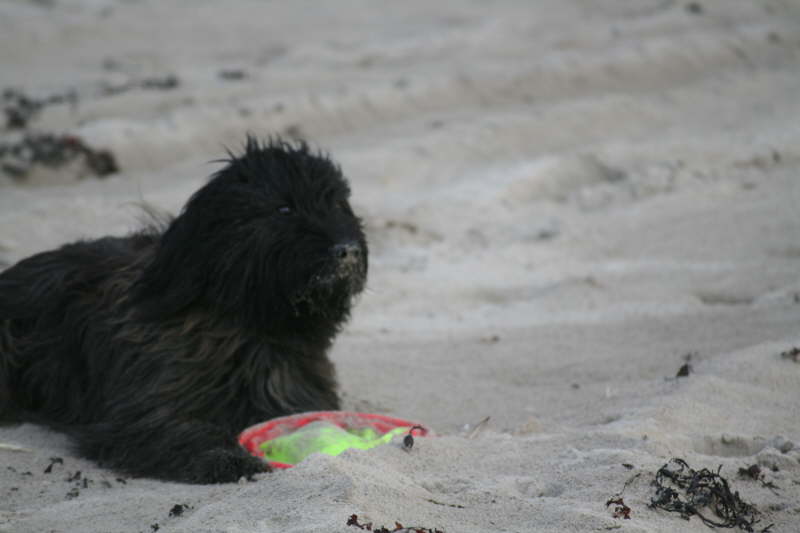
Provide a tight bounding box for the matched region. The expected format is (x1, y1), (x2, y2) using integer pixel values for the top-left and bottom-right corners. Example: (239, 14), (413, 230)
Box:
(2, 1), (800, 531)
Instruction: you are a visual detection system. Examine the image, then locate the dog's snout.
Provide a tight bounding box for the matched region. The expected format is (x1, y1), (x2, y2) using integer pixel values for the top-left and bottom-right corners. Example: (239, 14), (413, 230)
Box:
(332, 242), (362, 261)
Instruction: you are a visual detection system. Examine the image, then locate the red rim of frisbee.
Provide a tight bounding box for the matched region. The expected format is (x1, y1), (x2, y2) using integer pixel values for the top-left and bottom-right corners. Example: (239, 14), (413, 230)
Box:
(238, 411), (429, 469)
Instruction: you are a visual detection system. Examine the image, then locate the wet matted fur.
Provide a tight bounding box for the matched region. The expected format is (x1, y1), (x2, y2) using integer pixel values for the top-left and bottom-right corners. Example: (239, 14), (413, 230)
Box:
(0, 137), (368, 483)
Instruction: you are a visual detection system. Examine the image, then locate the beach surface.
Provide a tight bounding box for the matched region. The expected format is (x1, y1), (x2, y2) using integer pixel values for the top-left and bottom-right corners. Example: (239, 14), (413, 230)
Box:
(1, 1), (799, 531)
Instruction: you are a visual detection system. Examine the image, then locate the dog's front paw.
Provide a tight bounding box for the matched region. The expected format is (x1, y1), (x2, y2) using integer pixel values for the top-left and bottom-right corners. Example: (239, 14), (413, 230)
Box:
(186, 447), (271, 484)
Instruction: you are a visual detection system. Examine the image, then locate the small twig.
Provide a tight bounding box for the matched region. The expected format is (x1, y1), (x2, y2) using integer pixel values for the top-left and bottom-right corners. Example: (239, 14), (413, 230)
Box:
(467, 416), (491, 439)
(426, 498), (465, 509)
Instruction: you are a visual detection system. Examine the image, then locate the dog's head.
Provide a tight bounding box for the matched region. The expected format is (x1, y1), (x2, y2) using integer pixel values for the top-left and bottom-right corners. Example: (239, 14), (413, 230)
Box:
(134, 137), (367, 334)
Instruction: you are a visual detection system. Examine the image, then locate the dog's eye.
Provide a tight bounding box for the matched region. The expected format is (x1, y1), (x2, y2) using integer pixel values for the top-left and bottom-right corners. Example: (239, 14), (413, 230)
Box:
(277, 205), (292, 215)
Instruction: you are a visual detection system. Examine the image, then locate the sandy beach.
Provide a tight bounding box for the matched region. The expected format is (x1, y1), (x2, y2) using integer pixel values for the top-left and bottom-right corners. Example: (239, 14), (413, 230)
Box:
(1, 1), (799, 531)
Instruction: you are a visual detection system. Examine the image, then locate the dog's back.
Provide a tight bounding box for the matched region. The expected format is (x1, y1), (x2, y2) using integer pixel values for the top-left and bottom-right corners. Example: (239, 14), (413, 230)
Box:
(0, 233), (156, 422)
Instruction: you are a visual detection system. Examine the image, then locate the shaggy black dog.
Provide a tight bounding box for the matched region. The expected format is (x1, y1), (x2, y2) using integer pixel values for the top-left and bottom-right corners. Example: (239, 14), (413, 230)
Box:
(0, 137), (367, 483)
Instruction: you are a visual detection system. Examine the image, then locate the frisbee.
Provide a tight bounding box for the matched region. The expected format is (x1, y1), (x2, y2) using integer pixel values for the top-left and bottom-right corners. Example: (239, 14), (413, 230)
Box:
(239, 411), (429, 469)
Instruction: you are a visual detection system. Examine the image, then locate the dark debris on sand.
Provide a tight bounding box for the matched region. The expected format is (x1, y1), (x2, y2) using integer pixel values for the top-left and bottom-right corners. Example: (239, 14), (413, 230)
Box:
(0, 133), (118, 180)
(4, 74), (179, 130)
(218, 69), (248, 81)
(676, 351), (696, 378)
(43, 456), (64, 474)
(2, 87), (77, 129)
(738, 464), (781, 494)
(606, 497), (631, 519)
(779, 347), (799, 363)
(649, 458), (773, 532)
(347, 514), (445, 533)
(168, 503), (192, 518)
(685, 2), (704, 15)
(100, 74), (180, 96)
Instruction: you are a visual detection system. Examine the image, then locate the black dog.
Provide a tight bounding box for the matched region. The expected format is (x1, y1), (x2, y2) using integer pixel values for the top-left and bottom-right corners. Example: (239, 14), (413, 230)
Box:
(0, 137), (367, 483)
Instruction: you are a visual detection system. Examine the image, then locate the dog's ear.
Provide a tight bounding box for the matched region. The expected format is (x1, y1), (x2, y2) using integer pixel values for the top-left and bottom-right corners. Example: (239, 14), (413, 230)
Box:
(131, 212), (205, 321)
(130, 184), (282, 326)
(131, 159), (261, 321)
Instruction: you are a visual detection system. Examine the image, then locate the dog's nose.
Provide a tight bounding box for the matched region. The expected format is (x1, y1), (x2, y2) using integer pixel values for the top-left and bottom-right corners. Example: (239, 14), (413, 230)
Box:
(332, 242), (362, 261)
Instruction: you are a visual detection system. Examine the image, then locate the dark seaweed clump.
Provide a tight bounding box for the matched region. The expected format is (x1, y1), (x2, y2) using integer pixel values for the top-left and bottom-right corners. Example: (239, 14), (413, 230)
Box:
(347, 514), (444, 533)
(0, 133), (118, 180)
(649, 458), (772, 532)
(2, 88), (77, 129)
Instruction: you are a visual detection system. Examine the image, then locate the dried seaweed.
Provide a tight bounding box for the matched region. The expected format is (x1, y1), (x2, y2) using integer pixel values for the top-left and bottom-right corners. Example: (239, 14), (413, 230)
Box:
(606, 471), (640, 520)
(218, 69), (247, 81)
(606, 497), (631, 519)
(676, 352), (695, 378)
(780, 347), (799, 363)
(100, 74), (179, 96)
(606, 498), (631, 520)
(425, 498), (465, 509)
(43, 456), (63, 474)
(0, 133), (118, 179)
(3, 76), (177, 131)
(347, 514), (444, 533)
(738, 464), (781, 494)
(168, 503), (191, 518)
(649, 458), (771, 531)
(2, 88), (76, 129)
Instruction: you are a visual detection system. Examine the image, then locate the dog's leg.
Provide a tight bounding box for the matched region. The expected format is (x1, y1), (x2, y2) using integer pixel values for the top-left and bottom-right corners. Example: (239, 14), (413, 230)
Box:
(73, 414), (270, 483)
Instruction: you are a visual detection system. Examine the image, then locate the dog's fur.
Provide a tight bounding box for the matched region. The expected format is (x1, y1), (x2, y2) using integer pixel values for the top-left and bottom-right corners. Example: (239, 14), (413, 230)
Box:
(0, 137), (367, 483)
